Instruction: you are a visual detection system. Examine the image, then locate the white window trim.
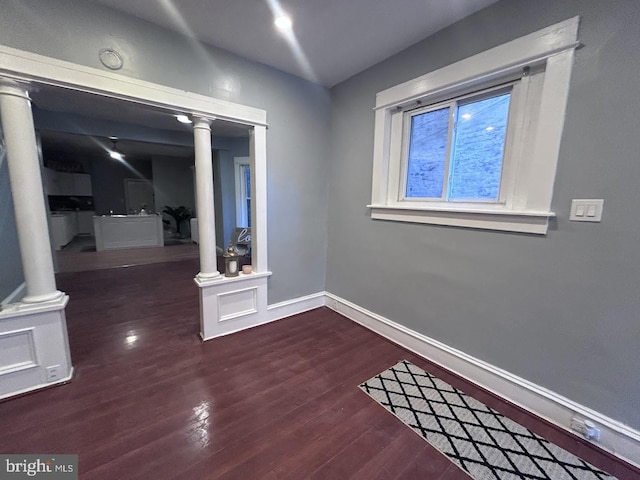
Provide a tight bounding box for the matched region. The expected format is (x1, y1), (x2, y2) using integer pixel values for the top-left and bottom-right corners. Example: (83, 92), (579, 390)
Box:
(369, 17), (580, 235)
(234, 156), (250, 227)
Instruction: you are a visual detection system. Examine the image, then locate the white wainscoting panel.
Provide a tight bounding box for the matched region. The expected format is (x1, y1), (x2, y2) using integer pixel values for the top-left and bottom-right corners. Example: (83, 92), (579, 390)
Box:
(0, 328), (37, 375)
(196, 273), (270, 340)
(324, 292), (640, 468)
(0, 295), (73, 400)
(218, 287), (258, 322)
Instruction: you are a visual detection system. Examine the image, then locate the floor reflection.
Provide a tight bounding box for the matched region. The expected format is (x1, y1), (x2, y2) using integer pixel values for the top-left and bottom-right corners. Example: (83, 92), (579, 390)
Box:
(187, 400), (211, 449)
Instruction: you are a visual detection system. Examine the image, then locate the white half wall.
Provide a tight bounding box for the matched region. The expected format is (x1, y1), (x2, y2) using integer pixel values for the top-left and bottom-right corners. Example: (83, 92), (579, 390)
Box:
(0, 295), (73, 400)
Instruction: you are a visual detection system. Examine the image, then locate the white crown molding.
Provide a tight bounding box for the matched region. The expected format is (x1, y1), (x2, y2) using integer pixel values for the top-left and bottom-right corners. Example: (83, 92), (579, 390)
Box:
(324, 292), (640, 468)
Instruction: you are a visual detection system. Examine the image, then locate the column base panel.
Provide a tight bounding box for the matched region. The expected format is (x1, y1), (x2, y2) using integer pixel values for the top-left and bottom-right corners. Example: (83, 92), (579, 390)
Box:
(196, 272), (272, 340)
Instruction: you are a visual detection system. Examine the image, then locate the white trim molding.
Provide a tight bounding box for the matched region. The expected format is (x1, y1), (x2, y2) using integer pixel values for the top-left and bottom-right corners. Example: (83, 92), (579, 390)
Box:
(0, 45), (266, 127)
(369, 17), (580, 235)
(234, 156), (251, 228)
(267, 291), (326, 322)
(198, 285), (324, 341)
(324, 292), (640, 468)
(367, 205), (555, 235)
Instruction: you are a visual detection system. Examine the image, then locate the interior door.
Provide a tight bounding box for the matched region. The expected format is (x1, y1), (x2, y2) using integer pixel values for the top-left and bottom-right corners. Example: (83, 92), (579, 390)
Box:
(124, 178), (155, 214)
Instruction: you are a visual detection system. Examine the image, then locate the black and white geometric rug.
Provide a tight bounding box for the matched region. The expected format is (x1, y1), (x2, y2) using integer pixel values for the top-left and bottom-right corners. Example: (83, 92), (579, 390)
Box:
(359, 360), (617, 480)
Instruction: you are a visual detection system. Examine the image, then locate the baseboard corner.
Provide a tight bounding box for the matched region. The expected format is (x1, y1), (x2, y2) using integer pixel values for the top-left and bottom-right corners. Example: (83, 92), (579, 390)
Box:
(324, 291), (640, 469)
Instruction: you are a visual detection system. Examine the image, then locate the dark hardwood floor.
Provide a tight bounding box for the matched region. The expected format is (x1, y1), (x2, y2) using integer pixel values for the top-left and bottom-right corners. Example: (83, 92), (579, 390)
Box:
(0, 259), (637, 479)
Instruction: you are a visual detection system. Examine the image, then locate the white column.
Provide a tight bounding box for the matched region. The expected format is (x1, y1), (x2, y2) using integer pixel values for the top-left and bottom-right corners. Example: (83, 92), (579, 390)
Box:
(0, 78), (62, 303)
(193, 117), (220, 280)
(249, 126), (268, 273)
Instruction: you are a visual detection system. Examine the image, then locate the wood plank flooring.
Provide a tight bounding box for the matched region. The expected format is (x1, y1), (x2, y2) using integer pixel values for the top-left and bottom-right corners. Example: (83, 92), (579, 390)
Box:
(0, 259), (637, 479)
(55, 242), (200, 273)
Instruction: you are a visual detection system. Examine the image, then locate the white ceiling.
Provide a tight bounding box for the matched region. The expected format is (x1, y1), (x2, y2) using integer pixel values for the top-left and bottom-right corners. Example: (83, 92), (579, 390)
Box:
(32, 83), (248, 160)
(89, 0), (498, 86)
(31, 84), (249, 137)
(33, 1), (499, 159)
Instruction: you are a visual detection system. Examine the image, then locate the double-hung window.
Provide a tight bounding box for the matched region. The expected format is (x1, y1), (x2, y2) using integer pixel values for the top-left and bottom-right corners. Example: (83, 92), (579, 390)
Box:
(369, 17), (580, 234)
(403, 86), (512, 203)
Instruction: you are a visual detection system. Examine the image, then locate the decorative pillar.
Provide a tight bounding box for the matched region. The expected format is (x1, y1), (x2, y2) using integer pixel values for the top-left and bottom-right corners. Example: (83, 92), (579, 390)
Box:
(249, 126), (268, 273)
(0, 78), (62, 303)
(193, 117), (220, 280)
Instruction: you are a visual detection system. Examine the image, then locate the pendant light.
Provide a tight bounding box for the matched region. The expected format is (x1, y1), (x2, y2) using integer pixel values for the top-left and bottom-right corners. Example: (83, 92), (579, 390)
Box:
(109, 137), (124, 161)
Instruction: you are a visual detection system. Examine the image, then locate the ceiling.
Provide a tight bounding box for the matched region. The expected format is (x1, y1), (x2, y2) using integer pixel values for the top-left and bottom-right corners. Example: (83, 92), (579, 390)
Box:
(88, 0), (498, 87)
(31, 83), (249, 161)
(30, 84), (250, 137)
(38, 130), (195, 160)
(32, 1), (499, 160)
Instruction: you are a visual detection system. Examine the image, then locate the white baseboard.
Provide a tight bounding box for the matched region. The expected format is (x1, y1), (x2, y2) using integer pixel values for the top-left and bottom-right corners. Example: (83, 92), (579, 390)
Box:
(324, 292), (640, 468)
(268, 291), (326, 322)
(0, 367), (74, 402)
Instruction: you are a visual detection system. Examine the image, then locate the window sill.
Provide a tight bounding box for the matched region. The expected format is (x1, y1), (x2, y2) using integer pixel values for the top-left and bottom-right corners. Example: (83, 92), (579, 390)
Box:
(367, 204), (555, 234)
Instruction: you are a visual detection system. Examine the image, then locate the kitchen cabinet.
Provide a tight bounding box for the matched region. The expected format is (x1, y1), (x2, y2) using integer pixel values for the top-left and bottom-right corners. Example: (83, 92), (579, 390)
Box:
(44, 168), (92, 196)
(50, 212), (79, 250)
(44, 168), (73, 196)
(77, 210), (95, 235)
(72, 173), (92, 196)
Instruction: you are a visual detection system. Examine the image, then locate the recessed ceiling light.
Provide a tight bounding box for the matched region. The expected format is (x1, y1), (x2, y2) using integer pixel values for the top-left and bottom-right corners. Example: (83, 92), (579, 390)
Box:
(176, 114), (192, 124)
(274, 15), (293, 32)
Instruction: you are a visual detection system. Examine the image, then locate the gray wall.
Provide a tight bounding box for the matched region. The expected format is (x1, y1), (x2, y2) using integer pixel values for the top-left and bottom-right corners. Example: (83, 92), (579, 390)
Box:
(0, 0), (330, 303)
(326, 0), (640, 430)
(90, 157), (153, 215)
(0, 123), (24, 302)
(152, 155), (195, 234)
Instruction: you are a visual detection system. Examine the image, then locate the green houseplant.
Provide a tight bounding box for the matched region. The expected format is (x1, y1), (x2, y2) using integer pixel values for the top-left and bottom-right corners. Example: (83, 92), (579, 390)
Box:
(162, 205), (192, 237)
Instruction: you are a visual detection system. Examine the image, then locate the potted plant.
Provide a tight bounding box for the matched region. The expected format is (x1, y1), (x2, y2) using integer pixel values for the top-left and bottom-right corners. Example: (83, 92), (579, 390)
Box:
(162, 205), (192, 238)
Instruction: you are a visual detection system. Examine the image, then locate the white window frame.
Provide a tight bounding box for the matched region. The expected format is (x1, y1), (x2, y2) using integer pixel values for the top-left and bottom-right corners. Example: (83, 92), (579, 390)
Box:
(234, 156), (251, 227)
(368, 17), (580, 235)
(400, 83), (514, 203)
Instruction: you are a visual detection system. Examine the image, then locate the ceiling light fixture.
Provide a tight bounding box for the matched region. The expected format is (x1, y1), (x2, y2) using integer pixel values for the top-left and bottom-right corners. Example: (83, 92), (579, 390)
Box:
(109, 137), (124, 161)
(175, 114), (192, 124)
(274, 15), (293, 32)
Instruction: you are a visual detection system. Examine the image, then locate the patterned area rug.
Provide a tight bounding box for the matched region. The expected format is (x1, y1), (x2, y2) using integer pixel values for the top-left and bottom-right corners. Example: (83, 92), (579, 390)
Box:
(360, 360), (616, 480)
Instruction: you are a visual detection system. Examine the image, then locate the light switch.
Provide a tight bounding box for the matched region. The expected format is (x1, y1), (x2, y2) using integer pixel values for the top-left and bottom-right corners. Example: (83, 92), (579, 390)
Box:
(570, 199), (604, 222)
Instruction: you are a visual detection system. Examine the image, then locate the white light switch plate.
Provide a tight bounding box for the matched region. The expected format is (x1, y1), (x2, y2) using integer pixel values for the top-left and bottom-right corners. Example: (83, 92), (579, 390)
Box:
(570, 199), (604, 222)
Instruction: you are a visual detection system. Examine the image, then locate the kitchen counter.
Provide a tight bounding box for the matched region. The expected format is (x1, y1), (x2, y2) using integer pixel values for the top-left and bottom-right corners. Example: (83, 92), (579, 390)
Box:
(93, 214), (164, 251)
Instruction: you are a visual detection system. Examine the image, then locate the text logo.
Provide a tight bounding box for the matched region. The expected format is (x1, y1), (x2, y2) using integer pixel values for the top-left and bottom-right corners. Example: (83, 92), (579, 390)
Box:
(0, 455), (77, 480)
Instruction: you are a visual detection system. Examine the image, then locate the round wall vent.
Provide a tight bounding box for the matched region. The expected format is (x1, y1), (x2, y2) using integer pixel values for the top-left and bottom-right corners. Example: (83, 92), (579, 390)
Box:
(99, 48), (124, 70)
